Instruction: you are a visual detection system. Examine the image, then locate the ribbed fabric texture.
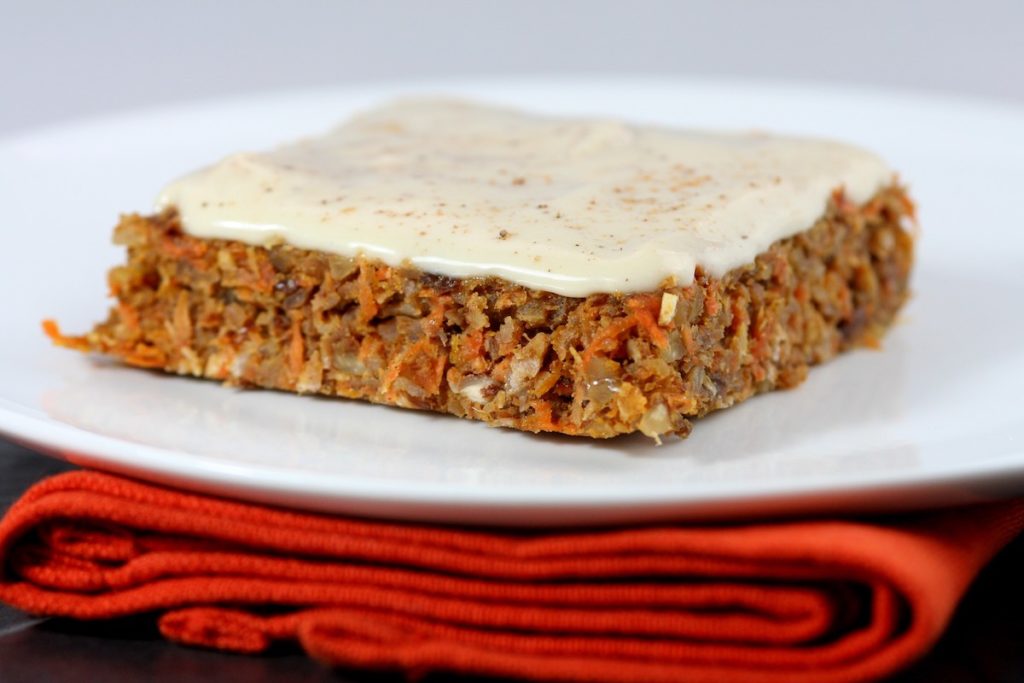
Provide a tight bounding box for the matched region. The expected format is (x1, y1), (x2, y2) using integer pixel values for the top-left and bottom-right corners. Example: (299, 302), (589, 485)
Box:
(1, 471), (1021, 683)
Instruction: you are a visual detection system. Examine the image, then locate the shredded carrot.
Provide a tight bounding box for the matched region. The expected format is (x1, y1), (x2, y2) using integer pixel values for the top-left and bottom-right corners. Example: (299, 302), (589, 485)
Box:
(172, 292), (192, 346)
(357, 262), (379, 324)
(228, 252), (275, 294)
(704, 289), (720, 317)
(464, 329), (485, 357)
(526, 400), (577, 434)
(627, 297), (669, 348)
(772, 255), (789, 283)
(794, 282), (810, 304)
(457, 328), (486, 370)
(730, 299), (748, 325)
(748, 310), (775, 362)
(211, 343), (235, 379)
(900, 193), (917, 220)
(288, 316), (305, 381)
(40, 319), (58, 338)
(159, 234), (208, 261)
(489, 356), (512, 385)
(861, 333), (883, 350)
(530, 368), (561, 399)
(527, 401), (556, 431)
(580, 295), (668, 366)
(123, 343), (167, 369)
(831, 188), (855, 213)
(862, 197), (884, 219)
(580, 316), (635, 367)
(420, 294), (449, 338)
(41, 320), (90, 351)
(381, 338), (446, 399)
(256, 258), (276, 293)
(679, 325), (697, 355)
(357, 336), (382, 366)
(116, 302), (140, 332)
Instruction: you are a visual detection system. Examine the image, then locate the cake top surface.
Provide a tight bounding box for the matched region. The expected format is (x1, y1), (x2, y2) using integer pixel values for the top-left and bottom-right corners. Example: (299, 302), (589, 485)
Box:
(158, 98), (891, 296)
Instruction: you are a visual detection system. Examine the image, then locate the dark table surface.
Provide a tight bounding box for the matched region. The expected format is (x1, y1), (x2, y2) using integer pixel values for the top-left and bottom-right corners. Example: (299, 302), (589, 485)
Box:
(1, 438), (1022, 683)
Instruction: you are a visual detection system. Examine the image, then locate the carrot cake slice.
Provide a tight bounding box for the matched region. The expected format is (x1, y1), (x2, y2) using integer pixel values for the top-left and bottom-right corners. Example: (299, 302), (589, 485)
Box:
(47, 99), (915, 440)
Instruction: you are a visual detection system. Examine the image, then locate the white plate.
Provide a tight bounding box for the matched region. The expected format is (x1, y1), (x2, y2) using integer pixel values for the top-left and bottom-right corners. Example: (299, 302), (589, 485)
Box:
(2, 77), (1024, 527)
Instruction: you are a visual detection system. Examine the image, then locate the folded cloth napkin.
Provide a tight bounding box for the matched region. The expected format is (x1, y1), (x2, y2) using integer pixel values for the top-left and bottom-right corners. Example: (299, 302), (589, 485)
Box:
(0, 472), (1021, 683)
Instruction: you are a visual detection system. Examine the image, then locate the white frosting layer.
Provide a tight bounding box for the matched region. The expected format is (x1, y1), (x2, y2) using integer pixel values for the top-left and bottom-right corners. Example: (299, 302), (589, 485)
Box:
(157, 99), (892, 297)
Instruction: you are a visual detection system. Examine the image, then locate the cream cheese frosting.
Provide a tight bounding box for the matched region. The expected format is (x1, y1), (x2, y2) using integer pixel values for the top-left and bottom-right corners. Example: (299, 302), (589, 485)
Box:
(157, 99), (892, 297)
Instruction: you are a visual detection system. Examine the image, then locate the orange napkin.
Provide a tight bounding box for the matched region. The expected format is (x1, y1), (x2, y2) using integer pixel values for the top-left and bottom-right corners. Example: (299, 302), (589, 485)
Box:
(0, 471), (1021, 683)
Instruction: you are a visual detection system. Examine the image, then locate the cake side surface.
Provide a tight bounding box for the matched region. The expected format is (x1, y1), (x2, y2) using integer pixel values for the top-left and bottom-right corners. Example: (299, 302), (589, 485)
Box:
(48, 185), (915, 439)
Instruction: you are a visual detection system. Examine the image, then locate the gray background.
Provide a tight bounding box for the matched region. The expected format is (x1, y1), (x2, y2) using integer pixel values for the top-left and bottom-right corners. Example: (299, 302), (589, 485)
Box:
(1, 0), (1022, 135)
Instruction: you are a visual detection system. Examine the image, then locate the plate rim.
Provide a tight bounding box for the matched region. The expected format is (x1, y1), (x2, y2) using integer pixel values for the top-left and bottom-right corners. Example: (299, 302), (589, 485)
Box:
(3, 75), (1024, 523)
(4, 72), (1024, 149)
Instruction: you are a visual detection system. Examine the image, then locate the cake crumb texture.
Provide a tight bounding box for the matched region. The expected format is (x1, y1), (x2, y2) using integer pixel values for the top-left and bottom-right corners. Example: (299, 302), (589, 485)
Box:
(48, 186), (914, 439)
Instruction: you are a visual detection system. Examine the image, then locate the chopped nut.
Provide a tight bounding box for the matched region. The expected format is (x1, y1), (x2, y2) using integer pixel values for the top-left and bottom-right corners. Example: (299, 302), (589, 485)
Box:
(658, 292), (679, 326)
(456, 375), (495, 404)
(637, 402), (672, 444)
